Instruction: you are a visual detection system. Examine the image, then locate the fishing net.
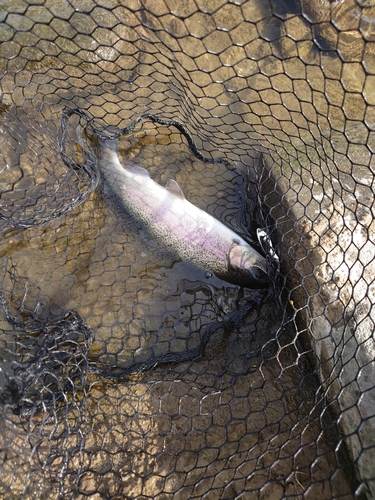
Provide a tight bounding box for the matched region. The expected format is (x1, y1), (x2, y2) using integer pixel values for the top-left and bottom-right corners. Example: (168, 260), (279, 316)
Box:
(0, 0), (374, 498)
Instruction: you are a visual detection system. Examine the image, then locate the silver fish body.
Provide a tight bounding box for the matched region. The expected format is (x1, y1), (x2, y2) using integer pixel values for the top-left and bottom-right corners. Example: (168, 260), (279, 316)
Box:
(98, 139), (269, 288)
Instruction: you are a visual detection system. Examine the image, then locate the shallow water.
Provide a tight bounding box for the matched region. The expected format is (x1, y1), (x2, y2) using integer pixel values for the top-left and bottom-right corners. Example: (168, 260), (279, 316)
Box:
(0, 121), (263, 370)
(0, 118), (355, 498)
(1, 0), (371, 496)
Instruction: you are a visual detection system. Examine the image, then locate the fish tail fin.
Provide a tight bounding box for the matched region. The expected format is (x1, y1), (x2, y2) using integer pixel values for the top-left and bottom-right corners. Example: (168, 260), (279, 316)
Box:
(98, 136), (118, 152)
(76, 125), (118, 156)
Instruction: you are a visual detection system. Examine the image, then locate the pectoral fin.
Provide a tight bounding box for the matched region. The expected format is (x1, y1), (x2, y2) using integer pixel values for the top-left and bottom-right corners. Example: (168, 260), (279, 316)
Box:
(166, 179), (185, 199)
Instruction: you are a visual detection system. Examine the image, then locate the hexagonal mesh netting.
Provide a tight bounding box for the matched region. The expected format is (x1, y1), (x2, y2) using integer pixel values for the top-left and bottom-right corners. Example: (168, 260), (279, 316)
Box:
(0, 0), (374, 498)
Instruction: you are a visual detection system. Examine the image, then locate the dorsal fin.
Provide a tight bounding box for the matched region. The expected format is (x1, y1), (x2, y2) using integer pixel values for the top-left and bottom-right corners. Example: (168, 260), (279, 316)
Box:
(166, 179), (185, 199)
(125, 162), (150, 177)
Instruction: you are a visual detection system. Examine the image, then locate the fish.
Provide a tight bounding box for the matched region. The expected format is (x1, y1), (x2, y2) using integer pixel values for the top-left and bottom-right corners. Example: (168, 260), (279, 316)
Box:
(97, 138), (270, 289)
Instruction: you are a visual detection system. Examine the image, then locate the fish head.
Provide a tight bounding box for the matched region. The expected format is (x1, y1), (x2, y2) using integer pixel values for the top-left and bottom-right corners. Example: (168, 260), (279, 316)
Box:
(227, 244), (270, 289)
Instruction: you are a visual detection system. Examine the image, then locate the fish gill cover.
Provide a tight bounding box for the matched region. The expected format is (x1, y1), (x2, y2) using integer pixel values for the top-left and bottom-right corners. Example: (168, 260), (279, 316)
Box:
(0, 0), (374, 498)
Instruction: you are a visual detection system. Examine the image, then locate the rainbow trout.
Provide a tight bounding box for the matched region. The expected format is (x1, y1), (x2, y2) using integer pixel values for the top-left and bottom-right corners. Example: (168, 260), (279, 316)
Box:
(97, 139), (270, 288)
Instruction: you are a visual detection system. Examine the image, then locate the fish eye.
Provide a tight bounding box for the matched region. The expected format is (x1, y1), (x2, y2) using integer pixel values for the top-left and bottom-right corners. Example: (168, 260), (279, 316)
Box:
(232, 238), (240, 245)
(250, 267), (268, 283)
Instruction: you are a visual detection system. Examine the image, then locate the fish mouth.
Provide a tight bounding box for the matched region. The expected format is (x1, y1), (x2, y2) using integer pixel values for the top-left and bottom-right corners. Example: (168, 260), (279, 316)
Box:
(227, 244), (270, 288)
(247, 266), (270, 288)
(225, 264), (270, 289)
